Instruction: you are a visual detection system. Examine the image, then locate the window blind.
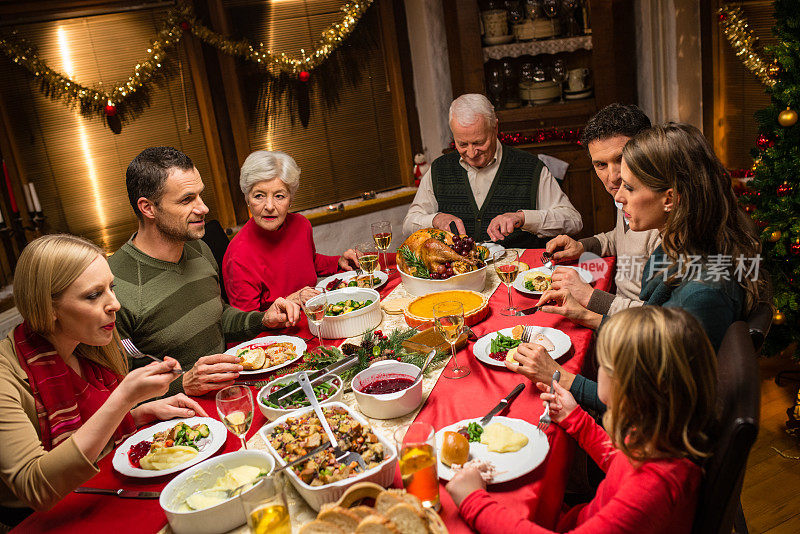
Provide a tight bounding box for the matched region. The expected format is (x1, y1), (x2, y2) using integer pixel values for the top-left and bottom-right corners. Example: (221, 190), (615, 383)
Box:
(0, 8), (218, 253)
(223, 0), (403, 211)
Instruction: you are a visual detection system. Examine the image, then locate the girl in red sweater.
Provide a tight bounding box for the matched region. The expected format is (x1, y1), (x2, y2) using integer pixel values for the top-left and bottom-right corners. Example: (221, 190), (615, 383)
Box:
(446, 306), (717, 533)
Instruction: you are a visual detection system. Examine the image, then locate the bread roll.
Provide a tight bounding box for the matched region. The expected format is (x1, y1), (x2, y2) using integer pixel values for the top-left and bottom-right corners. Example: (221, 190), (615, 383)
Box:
(440, 431), (469, 467)
(237, 347), (265, 370)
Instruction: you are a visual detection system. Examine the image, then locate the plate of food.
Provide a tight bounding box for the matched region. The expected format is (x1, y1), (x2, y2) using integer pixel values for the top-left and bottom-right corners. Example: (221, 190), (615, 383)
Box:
(435, 416), (549, 484)
(472, 325), (571, 366)
(113, 417), (227, 478)
(316, 270), (388, 291)
(512, 265), (593, 295)
(224, 335), (305, 375)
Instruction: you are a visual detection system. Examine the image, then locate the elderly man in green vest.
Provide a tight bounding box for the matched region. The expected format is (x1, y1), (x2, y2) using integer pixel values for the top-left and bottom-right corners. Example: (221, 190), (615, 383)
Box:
(403, 94), (582, 248)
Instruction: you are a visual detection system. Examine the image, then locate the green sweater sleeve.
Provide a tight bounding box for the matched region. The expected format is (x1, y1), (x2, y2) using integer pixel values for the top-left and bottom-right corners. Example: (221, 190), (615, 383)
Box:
(220, 304), (265, 344)
(569, 374), (606, 414)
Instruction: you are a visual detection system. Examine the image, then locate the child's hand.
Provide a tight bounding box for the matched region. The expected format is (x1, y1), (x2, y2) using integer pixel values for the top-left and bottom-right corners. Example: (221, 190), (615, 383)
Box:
(536, 379), (578, 423)
(445, 466), (486, 507)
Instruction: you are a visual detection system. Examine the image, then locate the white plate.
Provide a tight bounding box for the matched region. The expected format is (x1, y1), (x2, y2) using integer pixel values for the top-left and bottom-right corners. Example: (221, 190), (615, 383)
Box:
(512, 266), (593, 296)
(316, 270), (388, 291)
(472, 326), (572, 366)
(480, 242), (506, 261)
(435, 416), (549, 484)
(113, 417), (227, 478)
(224, 335), (306, 375)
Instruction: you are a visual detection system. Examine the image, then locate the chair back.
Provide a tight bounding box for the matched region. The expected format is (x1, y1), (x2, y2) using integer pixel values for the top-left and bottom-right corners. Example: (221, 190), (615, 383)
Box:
(692, 321), (760, 534)
(201, 219), (231, 303)
(746, 301), (772, 352)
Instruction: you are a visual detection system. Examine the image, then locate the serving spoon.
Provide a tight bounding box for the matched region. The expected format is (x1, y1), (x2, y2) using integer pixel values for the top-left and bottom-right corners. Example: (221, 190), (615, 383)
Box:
(410, 349), (437, 388)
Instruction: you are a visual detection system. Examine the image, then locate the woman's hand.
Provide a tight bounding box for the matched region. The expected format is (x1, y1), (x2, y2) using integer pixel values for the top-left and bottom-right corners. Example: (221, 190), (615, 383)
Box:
(536, 288), (602, 329)
(115, 357), (182, 407)
(445, 466), (486, 507)
(338, 248), (360, 271)
(263, 297), (301, 328)
(536, 379), (578, 424)
(505, 343), (573, 388)
(287, 286), (319, 306)
(550, 267), (593, 307)
(132, 394), (209, 426)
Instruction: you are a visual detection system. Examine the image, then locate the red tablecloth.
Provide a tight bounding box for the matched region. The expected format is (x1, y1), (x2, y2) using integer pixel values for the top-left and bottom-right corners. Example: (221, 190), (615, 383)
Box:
(14, 251), (614, 533)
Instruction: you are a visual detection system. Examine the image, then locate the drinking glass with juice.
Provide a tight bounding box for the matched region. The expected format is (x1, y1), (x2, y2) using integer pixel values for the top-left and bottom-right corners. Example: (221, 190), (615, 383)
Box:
(394, 422), (440, 510)
(240, 476), (291, 534)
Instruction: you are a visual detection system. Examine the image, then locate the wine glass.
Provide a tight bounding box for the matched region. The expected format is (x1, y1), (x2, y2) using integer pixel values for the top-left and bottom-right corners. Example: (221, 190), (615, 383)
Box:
(301, 289), (328, 351)
(551, 58), (567, 103)
(357, 242), (379, 289)
(433, 301), (470, 379)
(371, 220), (393, 274)
(494, 249), (521, 316)
(542, 0), (559, 38)
(216, 385), (254, 450)
(561, 0), (579, 36)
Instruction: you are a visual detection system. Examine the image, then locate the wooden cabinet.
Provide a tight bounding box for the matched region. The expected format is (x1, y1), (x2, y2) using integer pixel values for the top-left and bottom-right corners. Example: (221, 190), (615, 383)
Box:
(442, 0), (636, 239)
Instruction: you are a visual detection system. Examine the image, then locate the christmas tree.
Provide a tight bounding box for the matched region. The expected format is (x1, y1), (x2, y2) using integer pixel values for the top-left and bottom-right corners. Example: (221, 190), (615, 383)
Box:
(723, 1), (800, 358)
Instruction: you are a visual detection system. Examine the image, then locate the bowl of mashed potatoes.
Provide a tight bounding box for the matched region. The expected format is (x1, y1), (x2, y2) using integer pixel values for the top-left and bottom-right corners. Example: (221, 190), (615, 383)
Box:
(160, 450), (275, 534)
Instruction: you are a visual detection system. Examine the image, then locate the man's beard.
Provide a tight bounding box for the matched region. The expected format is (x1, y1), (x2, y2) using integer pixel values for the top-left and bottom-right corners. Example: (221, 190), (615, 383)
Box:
(154, 215), (205, 242)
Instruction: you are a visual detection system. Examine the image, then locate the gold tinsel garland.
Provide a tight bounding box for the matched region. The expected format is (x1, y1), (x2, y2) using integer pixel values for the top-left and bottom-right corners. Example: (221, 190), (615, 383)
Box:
(0, 0), (374, 121)
(718, 5), (775, 88)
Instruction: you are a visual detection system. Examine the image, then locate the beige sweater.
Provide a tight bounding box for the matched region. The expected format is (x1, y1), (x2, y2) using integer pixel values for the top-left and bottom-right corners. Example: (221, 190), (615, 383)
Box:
(0, 331), (102, 512)
(580, 209), (661, 315)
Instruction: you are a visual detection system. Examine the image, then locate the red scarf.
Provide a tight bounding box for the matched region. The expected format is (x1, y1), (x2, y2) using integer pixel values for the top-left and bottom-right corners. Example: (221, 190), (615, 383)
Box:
(14, 322), (137, 451)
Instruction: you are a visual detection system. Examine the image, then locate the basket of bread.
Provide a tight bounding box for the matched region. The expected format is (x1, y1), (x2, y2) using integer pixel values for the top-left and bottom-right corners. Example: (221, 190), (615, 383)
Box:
(396, 229), (489, 296)
(298, 482), (447, 534)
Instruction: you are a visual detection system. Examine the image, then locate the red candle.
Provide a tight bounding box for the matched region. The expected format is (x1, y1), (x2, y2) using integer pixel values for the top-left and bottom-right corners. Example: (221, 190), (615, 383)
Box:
(2, 160), (18, 213)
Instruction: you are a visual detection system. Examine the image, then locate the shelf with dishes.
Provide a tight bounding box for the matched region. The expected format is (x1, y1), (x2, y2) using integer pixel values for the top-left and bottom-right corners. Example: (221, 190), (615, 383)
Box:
(496, 98), (596, 124)
(483, 35), (593, 61)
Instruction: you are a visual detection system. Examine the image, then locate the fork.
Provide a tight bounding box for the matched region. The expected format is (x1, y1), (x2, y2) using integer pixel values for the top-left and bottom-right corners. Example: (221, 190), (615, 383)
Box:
(120, 338), (183, 375)
(538, 370), (561, 431)
(296, 371), (367, 472)
(540, 251), (554, 271)
(521, 325), (534, 343)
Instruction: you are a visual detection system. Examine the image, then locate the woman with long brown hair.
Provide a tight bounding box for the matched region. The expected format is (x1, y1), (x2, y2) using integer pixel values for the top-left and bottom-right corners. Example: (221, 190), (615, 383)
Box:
(509, 123), (763, 411)
(0, 234), (206, 526)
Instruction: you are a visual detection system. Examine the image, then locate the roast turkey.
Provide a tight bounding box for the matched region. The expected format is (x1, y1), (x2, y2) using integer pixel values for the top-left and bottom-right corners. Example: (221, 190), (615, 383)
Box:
(397, 228), (487, 279)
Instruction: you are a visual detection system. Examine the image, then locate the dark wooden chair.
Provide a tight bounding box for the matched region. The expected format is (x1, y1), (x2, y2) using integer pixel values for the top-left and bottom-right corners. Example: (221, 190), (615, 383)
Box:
(201, 219), (231, 304)
(692, 321), (760, 534)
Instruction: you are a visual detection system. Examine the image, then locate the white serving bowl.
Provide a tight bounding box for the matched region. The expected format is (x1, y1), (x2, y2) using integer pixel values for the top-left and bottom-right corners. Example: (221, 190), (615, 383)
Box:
(259, 401), (397, 511)
(160, 450), (275, 534)
(399, 265), (487, 296)
(351, 360), (423, 420)
(307, 287), (382, 339)
(256, 372), (344, 421)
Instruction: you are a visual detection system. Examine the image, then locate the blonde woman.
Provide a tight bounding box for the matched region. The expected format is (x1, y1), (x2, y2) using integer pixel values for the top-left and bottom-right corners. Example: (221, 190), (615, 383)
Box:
(0, 235), (206, 524)
(447, 307), (717, 533)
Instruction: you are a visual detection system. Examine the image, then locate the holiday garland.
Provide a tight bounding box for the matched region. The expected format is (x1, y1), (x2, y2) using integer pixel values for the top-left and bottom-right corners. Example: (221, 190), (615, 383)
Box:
(718, 5), (776, 88)
(0, 0), (374, 125)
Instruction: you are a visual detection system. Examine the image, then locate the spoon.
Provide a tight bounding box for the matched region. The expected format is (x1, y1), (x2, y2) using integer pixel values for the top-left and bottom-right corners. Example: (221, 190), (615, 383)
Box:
(411, 350), (437, 388)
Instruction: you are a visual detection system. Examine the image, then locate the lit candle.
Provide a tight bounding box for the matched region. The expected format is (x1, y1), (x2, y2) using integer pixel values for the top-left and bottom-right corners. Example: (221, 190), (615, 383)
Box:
(22, 182), (33, 213)
(1, 160), (18, 213)
(29, 183), (42, 213)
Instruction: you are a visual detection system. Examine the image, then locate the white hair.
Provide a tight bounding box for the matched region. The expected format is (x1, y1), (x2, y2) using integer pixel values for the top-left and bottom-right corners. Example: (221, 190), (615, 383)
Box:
(449, 94), (497, 129)
(239, 150), (300, 196)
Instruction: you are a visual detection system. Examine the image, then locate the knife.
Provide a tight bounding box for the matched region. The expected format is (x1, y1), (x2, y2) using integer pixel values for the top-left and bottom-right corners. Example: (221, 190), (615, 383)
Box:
(519, 305), (543, 315)
(480, 383), (526, 426)
(273, 442), (333, 474)
(267, 356), (358, 403)
(74, 487), (160, 499)
(449, 221), (459, 235)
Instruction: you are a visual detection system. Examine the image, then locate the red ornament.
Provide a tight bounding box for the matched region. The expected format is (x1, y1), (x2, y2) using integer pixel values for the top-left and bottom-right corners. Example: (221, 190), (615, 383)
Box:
(298, 71), (310, 82)
(718, 12), (727, 21)
(777, 181), (793, 197)
(756, 133), (774, 149)
(180, 21), (190, 31)
(792, 239), (800, 256)
(104, 103), (117, 117)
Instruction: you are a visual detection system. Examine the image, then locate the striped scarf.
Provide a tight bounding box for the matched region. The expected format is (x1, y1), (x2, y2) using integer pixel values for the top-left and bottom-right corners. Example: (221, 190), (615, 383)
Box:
(14, 322), (136, 451)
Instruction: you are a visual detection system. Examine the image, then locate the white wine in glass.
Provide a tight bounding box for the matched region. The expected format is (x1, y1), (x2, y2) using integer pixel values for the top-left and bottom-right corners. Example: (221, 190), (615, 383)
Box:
(241, 476), (291, 534)
(216, 385), (254, 450)
(301, 290), (327, 351)
(371, 220), (393, 274)
(357, 242), (379, 288)
(433, 301), (470, 379)
(494, 250), (521, 316)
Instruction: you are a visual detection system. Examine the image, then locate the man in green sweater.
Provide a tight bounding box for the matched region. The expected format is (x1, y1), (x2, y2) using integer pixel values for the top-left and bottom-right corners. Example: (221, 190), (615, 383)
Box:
(109, 147), (300, 396)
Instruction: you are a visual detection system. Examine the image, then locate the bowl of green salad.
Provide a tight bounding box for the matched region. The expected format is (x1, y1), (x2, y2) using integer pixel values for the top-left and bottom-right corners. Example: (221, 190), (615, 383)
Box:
(257, 372), (344, 421)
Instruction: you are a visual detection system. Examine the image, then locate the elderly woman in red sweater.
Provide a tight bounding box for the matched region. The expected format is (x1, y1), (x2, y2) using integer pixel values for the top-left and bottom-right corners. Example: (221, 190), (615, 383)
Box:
(222, 151), (359, 311)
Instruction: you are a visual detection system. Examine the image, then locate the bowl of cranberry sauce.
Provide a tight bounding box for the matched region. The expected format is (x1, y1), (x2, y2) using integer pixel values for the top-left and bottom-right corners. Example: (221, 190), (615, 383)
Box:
(352, 360), (424, 419)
